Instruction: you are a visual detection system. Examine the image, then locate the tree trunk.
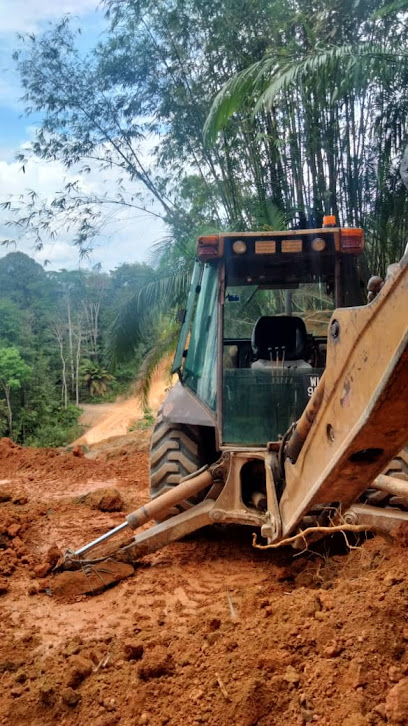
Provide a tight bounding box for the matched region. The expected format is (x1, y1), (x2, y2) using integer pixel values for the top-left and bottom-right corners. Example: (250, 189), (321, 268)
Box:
(52, 324), (68, 409)
(3, 384), (13, 440)
(74, 321), (83, 406)
(67, 297), (75, 396)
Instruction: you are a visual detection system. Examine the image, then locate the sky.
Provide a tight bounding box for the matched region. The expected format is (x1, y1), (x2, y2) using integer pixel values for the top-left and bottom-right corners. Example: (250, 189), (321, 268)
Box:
(0, 0), (166, 272)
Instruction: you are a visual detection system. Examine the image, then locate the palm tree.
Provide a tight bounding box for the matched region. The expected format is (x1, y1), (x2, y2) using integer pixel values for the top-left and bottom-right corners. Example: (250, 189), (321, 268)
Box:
(80, 361), (115, 397)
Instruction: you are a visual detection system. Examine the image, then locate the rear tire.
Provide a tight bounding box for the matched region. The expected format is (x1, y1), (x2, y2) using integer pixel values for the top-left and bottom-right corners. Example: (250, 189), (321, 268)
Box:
(383, 447), (408, 481)
(362, 446), (408, 508)
(149, 410), (206, 518)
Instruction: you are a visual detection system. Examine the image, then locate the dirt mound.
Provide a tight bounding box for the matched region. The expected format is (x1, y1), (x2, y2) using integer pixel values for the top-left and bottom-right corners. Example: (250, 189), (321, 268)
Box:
(0, 435), (408, 725)
(0, 435), (148, 492)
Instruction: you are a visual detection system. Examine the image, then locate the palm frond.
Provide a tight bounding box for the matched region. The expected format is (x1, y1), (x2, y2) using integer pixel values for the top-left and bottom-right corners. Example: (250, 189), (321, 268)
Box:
(203, 60), (265, 145)
(205, 42), (408, 141)
(372, 0), (408, 18)
(107, 268), (191, 362)
(133, 329), (178, 410)
(253, 43), (408, 113)
(261, 201), (289, 231)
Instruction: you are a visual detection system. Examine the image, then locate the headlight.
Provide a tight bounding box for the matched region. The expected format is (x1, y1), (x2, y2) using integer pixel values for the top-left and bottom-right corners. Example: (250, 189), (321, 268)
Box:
(311, 237), (326, 252)
(232, 240), (247, 255)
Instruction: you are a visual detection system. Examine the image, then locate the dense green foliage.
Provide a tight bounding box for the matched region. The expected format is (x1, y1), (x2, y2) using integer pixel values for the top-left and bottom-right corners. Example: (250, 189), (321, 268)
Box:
(0, 252), (155, 445)
(205, 5), (408, 273)
(4, 0), (408, 276)
(1, 0), (408, 443)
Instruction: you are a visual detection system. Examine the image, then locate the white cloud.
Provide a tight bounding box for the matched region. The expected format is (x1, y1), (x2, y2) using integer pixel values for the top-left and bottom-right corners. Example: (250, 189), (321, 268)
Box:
(0, 156), (66, 195)
(0, 0), (167, 271)
(0, 149), (168, 271)
(0, 0), (101, 34)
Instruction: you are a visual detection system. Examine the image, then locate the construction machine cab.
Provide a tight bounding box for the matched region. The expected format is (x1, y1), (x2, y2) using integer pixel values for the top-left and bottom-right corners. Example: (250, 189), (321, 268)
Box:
(169, 225), (365, 450)
(65, 225), (408, 576)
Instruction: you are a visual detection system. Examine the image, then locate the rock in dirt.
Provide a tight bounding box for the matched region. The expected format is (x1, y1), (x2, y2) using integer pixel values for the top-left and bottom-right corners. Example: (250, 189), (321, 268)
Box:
(61, 686), (82, 707)
(346, 659), (367, 689)
(45, 543), (62, 569)
(12, 492), (28, 505)
(138, 647), (175, 681)
(38, 679), (57, 706)
(0, 576), (10, 595)
(123, 641), (144, 661)
(12, 536), (26, 557)
(385, 677), (408, 724)
(323, 640), (343, 658)
(66, 655), (94, 688)
(7, 523), (21, 538)
(72, 445), (85, 458)
(34, 562), (52, 579)
(84, 488), (124, 512)
(283, 665), (300, 685)
(0, 549), (17, 575)
(31, 544), (62, 580)
(64, 638), (82, 657)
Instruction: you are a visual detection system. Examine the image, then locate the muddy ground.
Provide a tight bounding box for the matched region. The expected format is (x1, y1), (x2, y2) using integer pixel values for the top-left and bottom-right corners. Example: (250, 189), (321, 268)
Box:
(1, 433), (408, 726)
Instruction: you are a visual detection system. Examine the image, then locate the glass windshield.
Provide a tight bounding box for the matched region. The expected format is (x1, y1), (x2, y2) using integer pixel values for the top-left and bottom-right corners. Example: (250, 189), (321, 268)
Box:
(222, 280), (329, 445)
(224, 281), (335, 338)
(183, 263), (218, 411)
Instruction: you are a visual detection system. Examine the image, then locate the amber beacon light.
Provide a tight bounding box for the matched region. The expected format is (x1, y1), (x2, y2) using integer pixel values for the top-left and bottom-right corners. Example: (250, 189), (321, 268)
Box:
(323, 215), (337, 227)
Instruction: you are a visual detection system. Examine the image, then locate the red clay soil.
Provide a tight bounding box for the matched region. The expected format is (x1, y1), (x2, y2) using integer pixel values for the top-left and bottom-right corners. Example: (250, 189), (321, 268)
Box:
(1, 434), (408, 726)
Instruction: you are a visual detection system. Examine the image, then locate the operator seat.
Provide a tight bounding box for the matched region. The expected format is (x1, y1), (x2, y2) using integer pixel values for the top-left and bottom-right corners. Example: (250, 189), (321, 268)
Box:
(251, 315), (312, 370)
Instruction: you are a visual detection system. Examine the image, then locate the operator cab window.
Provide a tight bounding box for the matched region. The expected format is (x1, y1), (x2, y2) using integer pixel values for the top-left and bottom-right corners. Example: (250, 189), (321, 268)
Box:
(223, 281), (334, 371)
(222, 281), (332, 446)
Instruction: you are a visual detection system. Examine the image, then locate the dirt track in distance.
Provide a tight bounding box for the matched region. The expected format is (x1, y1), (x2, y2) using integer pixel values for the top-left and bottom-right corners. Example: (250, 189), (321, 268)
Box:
(76, 358), (173, 447)
(1, 432), (408, 726)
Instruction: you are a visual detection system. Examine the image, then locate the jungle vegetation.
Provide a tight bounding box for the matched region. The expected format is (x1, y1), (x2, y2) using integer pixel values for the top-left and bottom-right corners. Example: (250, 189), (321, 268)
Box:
(0, 252), (155, 445)
(1, 0), (407, 442)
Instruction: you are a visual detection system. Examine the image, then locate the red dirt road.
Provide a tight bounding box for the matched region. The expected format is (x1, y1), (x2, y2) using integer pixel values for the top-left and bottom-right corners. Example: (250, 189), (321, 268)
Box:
(1, 435), (408, 726)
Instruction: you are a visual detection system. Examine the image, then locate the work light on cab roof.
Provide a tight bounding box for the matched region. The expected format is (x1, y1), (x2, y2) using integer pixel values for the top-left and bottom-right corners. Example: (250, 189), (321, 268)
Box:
(197, 222), (364, 262)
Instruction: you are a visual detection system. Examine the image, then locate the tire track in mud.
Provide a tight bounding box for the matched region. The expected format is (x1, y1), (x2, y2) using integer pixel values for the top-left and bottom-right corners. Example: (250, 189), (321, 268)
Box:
(127, 533), (280, 632)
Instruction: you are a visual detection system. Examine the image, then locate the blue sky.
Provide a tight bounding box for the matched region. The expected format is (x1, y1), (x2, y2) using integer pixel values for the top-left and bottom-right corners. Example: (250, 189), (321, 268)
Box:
(0, 0), (166, 271)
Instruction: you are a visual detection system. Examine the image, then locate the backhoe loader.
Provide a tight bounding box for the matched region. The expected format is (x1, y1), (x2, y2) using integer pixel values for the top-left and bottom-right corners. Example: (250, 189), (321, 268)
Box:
(60, 219), (408, 584)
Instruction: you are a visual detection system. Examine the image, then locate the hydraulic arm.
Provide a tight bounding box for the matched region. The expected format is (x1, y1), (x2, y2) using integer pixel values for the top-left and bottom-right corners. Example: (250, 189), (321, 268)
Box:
(280, 250), (408, 536)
